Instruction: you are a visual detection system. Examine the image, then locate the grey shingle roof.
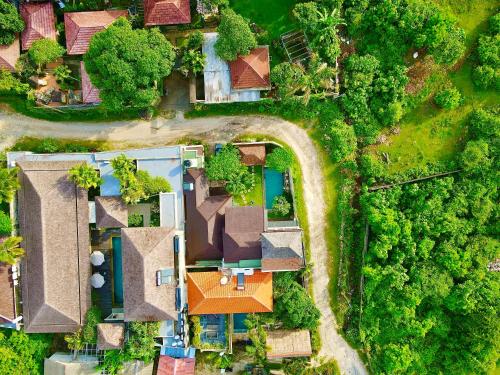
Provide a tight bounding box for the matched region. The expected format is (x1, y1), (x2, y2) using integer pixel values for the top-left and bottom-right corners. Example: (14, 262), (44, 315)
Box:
(95, 196), (128, 228)
(261, 230), (304, 272)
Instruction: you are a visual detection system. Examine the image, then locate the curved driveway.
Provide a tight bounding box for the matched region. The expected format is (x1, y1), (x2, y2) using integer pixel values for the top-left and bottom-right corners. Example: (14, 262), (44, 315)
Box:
(0, 111), (368, 375)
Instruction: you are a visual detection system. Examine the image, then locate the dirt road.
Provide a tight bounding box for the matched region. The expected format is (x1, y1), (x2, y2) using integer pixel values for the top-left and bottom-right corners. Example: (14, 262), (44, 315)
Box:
(0, 111), (368, 375)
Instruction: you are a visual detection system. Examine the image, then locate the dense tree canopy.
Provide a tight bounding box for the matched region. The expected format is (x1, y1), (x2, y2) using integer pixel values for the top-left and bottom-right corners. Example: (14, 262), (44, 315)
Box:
(0, 168), (20, 204)
(0, 1), (24, 45)
(28, 39), (65, 72)
(84, 18), (175, 110)
(215, 8), (256, 61)
(473, 12), (499, 89)
(69, 163), (102, 190)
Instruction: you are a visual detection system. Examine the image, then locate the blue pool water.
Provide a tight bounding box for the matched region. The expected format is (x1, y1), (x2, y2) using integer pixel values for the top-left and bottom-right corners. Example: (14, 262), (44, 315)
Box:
(233, 313), (248, 333)
(112, 237), (124, 306)
(264, 168), (284, 209)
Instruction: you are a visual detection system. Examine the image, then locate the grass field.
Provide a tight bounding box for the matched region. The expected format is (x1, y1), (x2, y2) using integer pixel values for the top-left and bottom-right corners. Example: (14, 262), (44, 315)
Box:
(370, 0), (498, 175)
(233, 165), (264, 206)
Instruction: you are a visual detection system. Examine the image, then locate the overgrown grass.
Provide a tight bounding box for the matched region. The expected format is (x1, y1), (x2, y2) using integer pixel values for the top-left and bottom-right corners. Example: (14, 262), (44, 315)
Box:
(10, 137), (110, 153)
(233, 165), (264, 206)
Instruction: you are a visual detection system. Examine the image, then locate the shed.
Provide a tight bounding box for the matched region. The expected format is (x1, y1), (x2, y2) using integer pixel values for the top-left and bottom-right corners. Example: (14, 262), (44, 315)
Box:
(266, 330), (312, 360)
(97, 323), (125, 350)
(238, 144), (266, 166)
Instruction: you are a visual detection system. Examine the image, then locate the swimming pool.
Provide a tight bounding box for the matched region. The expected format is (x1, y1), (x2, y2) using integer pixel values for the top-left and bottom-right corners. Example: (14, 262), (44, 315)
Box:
(233, 313), (248, 333)
(264, 168), (284, 209)
(112, 237), (124, 306)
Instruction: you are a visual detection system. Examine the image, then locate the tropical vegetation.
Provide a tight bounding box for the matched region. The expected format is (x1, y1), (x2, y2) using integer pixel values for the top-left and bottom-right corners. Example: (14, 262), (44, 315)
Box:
(69, 163), (102, 190)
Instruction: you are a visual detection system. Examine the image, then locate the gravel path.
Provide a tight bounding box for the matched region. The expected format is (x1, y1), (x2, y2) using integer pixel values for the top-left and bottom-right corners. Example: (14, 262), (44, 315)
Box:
(0, 111), (368, 375)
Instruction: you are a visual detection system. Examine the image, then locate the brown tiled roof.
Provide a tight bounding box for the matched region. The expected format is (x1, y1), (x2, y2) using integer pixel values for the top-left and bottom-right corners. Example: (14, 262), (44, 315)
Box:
(223, 206), (264, 262)
(0, 36), (20, 72)
(266, 330), (312, 359)
(0, 263), (15, 321)
(229, 47), (270, 90)
(97, 323), (125, 350)
(80, 61), (100, 104)
(157, 355), (195, 375)
(261, 230), (304, 272)
(20, 2), (56, 50)
(184, 169), (232, 264)
(95, 196), (128, 228)
(144, 0), (191, 26)
(17, 161), (91, 333)
(64, 10), (128, 55)
(238, 144), (266, 166)
(187, 271), (272, 314)
(122, 227), (177, 322)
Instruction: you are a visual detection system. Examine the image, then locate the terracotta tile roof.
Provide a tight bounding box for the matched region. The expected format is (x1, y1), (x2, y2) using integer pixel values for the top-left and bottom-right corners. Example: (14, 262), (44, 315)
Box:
(64, 10), (128, 55)
(184, 169), (232, 264)
(0, 262), (15, 321)
(97, 323), (125, 350)
(261, 230), (304, 272)
(17, 160), (91, 333)
(229, 47), (270, 90)
(0, 36), (20, 72)
(80, 61), (100, 104)
(187, 271), (272, 314)
(95, 196), (127, 228)
(157, 355), (195, 375)
(238, 144), (266, 166)
(223, 206), (264, 263)
(266, 330), (312, 359)
(144, 0), (191, 26)
(20, 2), (56, 50)
(122, 227), (177, 322)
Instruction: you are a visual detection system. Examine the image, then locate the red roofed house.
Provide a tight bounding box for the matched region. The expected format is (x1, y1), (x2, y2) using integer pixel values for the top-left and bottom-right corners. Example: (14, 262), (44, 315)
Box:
(20, 2), (56, 50)
(144, 0), (191, 27)
(0, 37), (20, 72)
(80, 61), (100, 104)
(157, 355), (195, 375)
(64, 10), (128, 55)
(229, 47), (271, 90)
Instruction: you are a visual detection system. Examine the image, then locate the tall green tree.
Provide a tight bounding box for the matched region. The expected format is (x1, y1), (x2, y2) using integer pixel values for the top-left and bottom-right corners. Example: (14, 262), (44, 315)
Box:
(0, 1), (24, 45)
(69, 163), (102, 190)
(0, 168), (20, 204)
(215, 8), (256, 61)
(28, 39), (65, 72)
(84, 18), (175, 110)
(0, 236), (24, 265)
(266, 147), (293, 173)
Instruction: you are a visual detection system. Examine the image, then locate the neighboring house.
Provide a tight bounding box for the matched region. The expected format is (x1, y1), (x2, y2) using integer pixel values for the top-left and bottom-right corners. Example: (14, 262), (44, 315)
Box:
(64, 10), (128, 55)
(97, 322), (125, 350)
(187, 271), (273, 314)
(184, 168), (232, 264)
(261, 229), (304, 272)
(80, 62), (100, 104)
(266, 330), (312, 362)
(0, 262), (20, 329)
(17, 161), (91, 333)
(122, 227), (178, 322)
(95, 196), (128, 229)
(144, 0), (191, 27)
(157, 355), (195, 375)
(191, 33), (271, 104)
(20, 2), (56, 50)
(0, 36), (20, 72)
(238, 144), (266, 166)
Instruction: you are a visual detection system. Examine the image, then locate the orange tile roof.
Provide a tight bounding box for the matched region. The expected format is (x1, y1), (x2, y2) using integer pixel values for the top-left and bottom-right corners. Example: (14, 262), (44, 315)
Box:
(229, 47), (270, 90)
(187, 271), (273, 315)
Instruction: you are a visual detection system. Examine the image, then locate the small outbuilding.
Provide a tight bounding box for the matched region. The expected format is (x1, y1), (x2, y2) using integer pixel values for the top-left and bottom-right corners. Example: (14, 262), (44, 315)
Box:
(238, 144), (266, 166)
(97, 323), (125, 350)
(261, 230), (304, 272)
(144, 0), (191, 26)
(266, 330), (312, 361)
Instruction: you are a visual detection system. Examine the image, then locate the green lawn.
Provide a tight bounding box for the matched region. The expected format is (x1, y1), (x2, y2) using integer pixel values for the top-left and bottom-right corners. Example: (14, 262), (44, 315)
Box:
(233, 165), (264, 206)
(370, 0), (498, 175)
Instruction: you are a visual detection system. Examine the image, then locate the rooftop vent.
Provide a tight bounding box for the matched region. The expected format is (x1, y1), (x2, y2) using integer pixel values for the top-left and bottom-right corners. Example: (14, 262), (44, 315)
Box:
(237, 273), (245, 291)
(157, 269), (175, 286)
(220, 275), (229, 285)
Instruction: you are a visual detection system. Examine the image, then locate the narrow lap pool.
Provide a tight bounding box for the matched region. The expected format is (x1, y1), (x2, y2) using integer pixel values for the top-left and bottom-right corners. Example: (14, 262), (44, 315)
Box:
(112, 237), (124, 306)
(264, 168), (284, 209)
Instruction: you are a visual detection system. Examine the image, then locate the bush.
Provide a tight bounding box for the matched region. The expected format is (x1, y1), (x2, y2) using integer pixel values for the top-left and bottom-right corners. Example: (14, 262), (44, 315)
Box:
(81, 306), (102, 344)
(320, 119), (357, 162)
(136, 170), (172, 196)
(271, 195), (291, 216)
(0, 1), (24, 45)
(187, 30), (204, 50)
(28, 39), (65, 71)
(266, 147), (294, 173)
(128, 213), (143, 227)
(69, 163), (102, 190)
(34, 138), (62, 153)
(0, 211), (12, 235)
(434, 88), (462, 109)
(126, 322), (159, 364)
(0, 70), (29, 95)
(215, 8), (256, 61)
(473, 65), (496, 89)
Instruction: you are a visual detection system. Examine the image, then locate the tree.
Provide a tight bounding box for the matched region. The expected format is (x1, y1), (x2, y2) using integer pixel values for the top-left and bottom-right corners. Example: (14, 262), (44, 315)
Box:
(0, 1), (24, 45)
(0, 236), (24, 265)
(461, 140), (491, 174)
(266, 147), (293, 173)
(98, 350), (126, 375)
(215, 8), (256, 61)
(64, 329), (84, 359)
(225, 168), (255, 197)
(126, 322), (159, 363)
(320, 119), (357, 162)
(186, 30), (204, 50)
(244, 314), (268, 365)
(179, 49), (206, 77)
(84, 18), (175, 111)
(111, 154), (146, 204)
(0, 211), (12, 236)
(206, 144), (244, 181)
(136, 170), (172, 196)
(28, 39), (65, 72)
(0, 69), (29, 95)
(434, 88), (462, 109)
(69, 163), (102, 190)
(271, 195), (291, 216)
(473, 65), (496, 89)
(0, 168), (20, 204)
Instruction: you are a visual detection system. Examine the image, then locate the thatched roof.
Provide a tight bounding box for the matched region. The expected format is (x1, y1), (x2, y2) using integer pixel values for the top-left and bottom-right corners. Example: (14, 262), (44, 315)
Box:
(121, 227), (177, 322)
(223, 206), (264, 262)
(95, 196), (128, 228)
(266, 330), (312, 359)
(97, 323), (125, 350)
(238, 144), (266, 166)
(17, 161), (90, 333)
(261, 230), (304, 272)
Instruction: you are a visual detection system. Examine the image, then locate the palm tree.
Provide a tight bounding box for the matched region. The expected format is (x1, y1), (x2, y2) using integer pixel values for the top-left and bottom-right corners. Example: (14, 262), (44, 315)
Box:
(0, 168), (20, 204)
(316, 7), (345, 32)
(0, 236), (24, 265)
(68, 163), (102, 190)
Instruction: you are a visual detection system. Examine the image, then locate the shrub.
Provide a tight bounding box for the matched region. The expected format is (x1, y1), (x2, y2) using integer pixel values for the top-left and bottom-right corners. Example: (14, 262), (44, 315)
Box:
(0, 168), (20, 204)
(128, 213), (143, 227)
(320, 119), (357, 162)
(434, 88), (462, 109)
(473, 65), (496, 89)
(271, 195), (291, 216)
(28, 39), (65, 71)
(0, 1), (24, 45)
(69, 163), (102, 190)
(0, 211), (12, 235)
(81, 306), (102, 344)
(190, 316), (202, 348)
(215, 8), (256, 61)
(136, 170), (172, 196)
(187, 30), (204, 50)
(34, 138), (62, 153)
(266, 147), (293, 172)
(0, 70), (29, 95)
(126, 322), (159, 364)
